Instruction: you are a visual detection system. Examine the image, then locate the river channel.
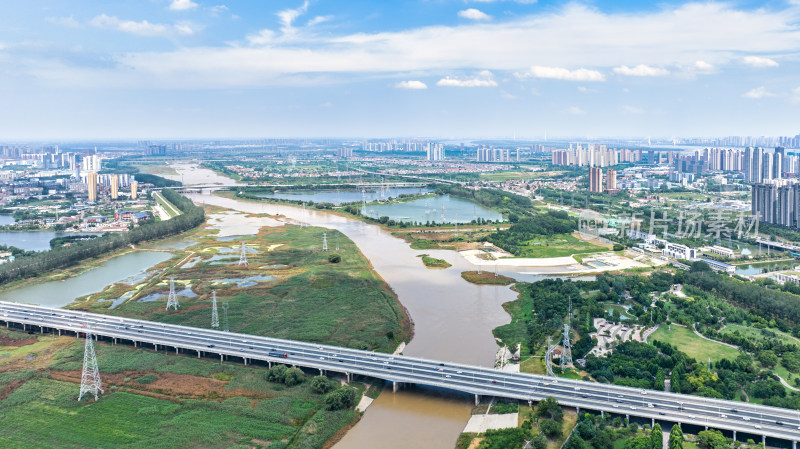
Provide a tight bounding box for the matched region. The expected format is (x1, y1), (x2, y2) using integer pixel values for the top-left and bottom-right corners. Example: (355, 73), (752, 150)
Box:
(187, 186), (520, 449)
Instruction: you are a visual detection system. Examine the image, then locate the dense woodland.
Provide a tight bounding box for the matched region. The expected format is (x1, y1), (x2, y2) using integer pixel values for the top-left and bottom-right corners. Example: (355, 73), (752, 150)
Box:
(0, 190), (204, 285)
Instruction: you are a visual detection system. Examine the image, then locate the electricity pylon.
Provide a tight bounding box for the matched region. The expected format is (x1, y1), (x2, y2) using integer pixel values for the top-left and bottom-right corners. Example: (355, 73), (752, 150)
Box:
(165, 278), (179, 311)
(222, 302), (229, 332)
(211, 290), (219, 329)
(78, 332), (103, 401)
(322, 232), (328, 251)
(238, 241), (248, 266)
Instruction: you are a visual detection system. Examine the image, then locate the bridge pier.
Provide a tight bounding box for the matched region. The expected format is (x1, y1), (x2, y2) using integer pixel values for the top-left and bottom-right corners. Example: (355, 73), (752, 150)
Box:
(154, 344), (158, 351)
(792, 441), (796, 449)
(319, 368), (323, 375)
(134, 341), (137, 347)
(113, 337), (116, 344)
(393, 381), (399, 393)
(197, 350), (200, 358)
(57, 329), (60, 336)
(243, 358), (247, 366)
(704, 426), (708, 430)
(175, 347), (179, 354)
(268, 361), (272, 368)
(220, 354), (223, 362)
(600, 410), (604, 418)
(651, 418), (654, 427)
(475, 394), (480, 406)
(762, 436), (766, 445)
(346, 373), (351, 383)
(732, 431), (736, 441)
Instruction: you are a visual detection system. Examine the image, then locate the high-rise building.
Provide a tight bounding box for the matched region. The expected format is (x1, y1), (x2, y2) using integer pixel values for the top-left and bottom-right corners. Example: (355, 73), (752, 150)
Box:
(426, 143), (444, 161)
(87, 171), (98, 202)
(606, 169), (617, 191)
(589, 167), (603, 193)
(130, 181), (138, 200)
(110, 174), (119, 200)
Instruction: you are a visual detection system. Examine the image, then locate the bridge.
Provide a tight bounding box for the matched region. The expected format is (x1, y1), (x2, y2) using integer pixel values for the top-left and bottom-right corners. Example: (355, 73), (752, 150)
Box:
(2, 301), (799, 445)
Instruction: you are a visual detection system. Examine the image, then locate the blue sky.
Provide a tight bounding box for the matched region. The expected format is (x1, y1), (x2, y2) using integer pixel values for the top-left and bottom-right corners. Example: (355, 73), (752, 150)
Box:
(0, 0), (799, 140)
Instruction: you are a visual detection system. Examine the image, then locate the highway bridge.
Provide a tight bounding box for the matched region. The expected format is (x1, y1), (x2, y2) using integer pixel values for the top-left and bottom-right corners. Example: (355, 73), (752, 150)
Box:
(2, 300), (799, 445)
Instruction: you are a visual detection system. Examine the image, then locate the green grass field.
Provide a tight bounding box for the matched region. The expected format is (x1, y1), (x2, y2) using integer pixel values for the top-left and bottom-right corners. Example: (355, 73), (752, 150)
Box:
(0, 332), (360, 449)
(513, 233), (606, 259)
(153, 191), (182, 218)
(650, 325), (741, 363)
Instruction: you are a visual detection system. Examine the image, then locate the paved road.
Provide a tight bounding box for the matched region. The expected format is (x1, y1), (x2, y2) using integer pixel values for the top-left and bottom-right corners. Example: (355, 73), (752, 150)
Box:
(2, 301), (799, 443)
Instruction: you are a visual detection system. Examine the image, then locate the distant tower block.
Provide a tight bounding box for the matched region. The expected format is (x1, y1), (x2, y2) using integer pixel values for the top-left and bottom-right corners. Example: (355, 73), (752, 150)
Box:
(322, 232), (328, 251)
(78, 333), (104, 401)
(211, 290), (219, 329)
(238, 241), (248, 266)
(166, 278), (180, 311)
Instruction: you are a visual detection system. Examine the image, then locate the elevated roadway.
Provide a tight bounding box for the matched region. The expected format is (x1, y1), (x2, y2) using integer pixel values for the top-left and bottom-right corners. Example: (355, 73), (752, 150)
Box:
(1, 301), (799, 444)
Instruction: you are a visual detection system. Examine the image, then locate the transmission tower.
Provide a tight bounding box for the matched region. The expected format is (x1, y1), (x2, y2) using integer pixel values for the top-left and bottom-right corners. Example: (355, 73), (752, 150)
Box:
(301, 202), (306, 227)
(335, 234), (339, 252)
(440, 201), (445, 223)
(165, 278), (179, 311)
(560, 323), (573, 369)
(238, 241), (248, 266)
(454, 212), (458, 238)
(222, 302), (230, 332)
(211, 290), (219, 329)
(78, 332), (103, 401)
(322, 232), (328, 251)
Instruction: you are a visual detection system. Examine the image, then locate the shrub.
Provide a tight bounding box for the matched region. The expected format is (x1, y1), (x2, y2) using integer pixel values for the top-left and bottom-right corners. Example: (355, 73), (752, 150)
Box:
(324, 386), (357, 410)
(310, 376), (335, 394)
(283, 367), (304, 386)
(540, 418), (562, 439)
(266, 364), (288, 383)
(328, 254), (341, 263)
(134, 374), (158, 384)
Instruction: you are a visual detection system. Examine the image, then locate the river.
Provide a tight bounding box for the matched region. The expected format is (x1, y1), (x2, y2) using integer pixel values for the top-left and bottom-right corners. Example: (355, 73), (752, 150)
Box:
(186, 188), (519, 449)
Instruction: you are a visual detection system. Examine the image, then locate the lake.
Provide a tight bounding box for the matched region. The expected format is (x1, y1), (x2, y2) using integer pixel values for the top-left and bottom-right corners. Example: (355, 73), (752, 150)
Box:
(364, 195), (503, 224)
(256, 187), (431, 205)
(735, 260), (798, 276)
(0, 231), (93, 252)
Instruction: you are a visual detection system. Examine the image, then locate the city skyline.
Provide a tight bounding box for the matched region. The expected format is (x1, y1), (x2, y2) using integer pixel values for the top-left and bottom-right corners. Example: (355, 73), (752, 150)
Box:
(1, 0), (799, 139)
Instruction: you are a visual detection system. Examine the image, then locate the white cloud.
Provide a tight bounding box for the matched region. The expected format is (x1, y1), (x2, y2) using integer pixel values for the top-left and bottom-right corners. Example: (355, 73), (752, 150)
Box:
(394, 80), (428, 89)
(613, 64), (669, 77)
(307, 16), (332, 27)
(27, 3), (800, 89)
(742, 86), (775, 99)
(458, 9), (491, 21)
(694, 60), (713, 71)
(523, 66), (605, 82)
(247, 29), (276, 45)
(46, 16), (83, 28)
(320, 101), (332, 107)
(90, 14), (196, 37)
(500, 90), (517, 99)
(169, 0), (198, 11)
(622, 105), (644, 114)
(207, 5), (229, 15)
(743, 56), (778, 68)
(471, 0), (538, 3)
(437, 70), (497, 87)
(568, 106), (585, 115)
(793, 87), (800, 103)
(278, 1), (310, 34)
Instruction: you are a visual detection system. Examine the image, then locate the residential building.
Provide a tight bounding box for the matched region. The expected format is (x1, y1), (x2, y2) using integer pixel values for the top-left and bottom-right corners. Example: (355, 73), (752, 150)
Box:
(87, 171), (98, 202)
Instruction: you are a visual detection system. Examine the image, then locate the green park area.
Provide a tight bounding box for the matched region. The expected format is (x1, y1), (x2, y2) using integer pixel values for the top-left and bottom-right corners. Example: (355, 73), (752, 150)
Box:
(419, 254), (451, 269)
(650, 325), (741, 364)
(510, 233), (606, 259)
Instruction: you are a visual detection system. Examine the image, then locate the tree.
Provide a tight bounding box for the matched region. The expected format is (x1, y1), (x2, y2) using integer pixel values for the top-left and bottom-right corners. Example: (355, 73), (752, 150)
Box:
(531, 434), (547, 449)
(697, 430), (729, 449)
(655, 370), (665, 391)
(539, 419), (562, 439)
(650, 423), (663, 449)
(535, 396), (564, 422)
(266, 364), (287, 383)
(564, 435), (588, 449)
(283, 367), (304, 386)
(593, 430), (614, 449)
(310, 375), (335, 394)
(669, 424), (684, 449)
(324, 386), (357, 410)
(328, 254), (341, 263)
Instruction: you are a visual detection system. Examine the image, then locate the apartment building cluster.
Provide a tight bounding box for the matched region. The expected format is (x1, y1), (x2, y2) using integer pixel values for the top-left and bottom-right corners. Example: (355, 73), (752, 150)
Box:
(426, 143), (445, 161)
(361, 139), (430, 152)
(588, 167), (618, 193)
(476, 146), (519, 162)
(551, 144), (663, 167)
(672, 146), (800, 180)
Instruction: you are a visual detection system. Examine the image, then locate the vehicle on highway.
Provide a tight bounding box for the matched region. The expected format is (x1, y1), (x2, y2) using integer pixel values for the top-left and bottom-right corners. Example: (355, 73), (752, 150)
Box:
(268, 351), (288, 358)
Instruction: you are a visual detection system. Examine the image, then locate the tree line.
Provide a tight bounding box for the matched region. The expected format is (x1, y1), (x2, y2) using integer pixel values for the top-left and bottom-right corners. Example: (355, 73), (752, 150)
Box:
(0, 189), (204, 285)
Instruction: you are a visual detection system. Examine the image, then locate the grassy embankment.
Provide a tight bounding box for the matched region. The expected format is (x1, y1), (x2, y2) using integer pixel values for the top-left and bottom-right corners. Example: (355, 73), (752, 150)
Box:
(153, 191), (182, 218)
(418, 254), (451, 269)
(0, 328), (362, 449)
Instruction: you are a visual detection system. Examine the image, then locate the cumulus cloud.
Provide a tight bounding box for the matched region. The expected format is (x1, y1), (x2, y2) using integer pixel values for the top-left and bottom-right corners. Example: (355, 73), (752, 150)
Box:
(394, 80), (428, 89)
(46, 16), (82, 28)
(694, 60), (713, 71)
(613, 64), (669, 77)
(522, 66), (605, 82)
(437, 70), (497, 87)
(622, 105), (644, 114)
(169, 0), (198, 11)
(458, 9), (491, 21)
(742, 86), (775, 99)
(743, 56), (778, 67)
(207, 5), (229, 15)
(90, 14), (195, 36)
(568, 106), (585, 115)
